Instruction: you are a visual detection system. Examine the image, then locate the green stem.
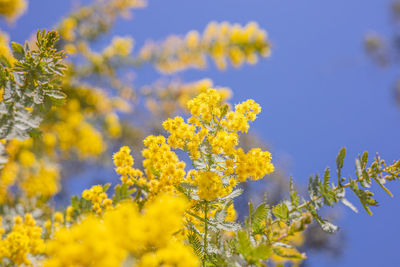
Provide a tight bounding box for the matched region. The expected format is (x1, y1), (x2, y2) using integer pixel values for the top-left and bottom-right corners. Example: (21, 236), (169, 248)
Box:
(203, 201), (209, 267)
(294, 181), (354, 213)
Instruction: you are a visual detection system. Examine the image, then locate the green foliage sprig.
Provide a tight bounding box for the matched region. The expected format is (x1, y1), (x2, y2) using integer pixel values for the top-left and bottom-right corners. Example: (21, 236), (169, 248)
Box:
(0, 30), (66, 165)
(222, 148), (400, 266)
(179, 147), (400, 266)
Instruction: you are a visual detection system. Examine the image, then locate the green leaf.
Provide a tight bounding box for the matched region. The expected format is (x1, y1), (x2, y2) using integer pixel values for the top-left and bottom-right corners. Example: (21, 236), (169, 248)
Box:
(71, 195), (79, 210)
(323, 167), (330, 192)
(272, 202), (289, 221)
(248, 201), (254, 217)
(45, 90), (66, 99)
(180, 182), (197, 190)
(113, 183), (132, 203)
(361, 151), (369, 167)
(341, 198), (358, 213)
(0, 55), (11, 67)
(252, 244), (272, 260)
(336, 147), (346, 182)
(216, 221), (241, 232)
(186, 211), (211, 225)
(308, 174), (323, 209)
(373, 177), (393, 197)
(252, 203), (269, 225)
(289, 177), (300, 207)
(308, 174), (321, 199)
(361, 169), (371, 188)
(188, 231), (203, 258)
(219, 188), (243, 200)
(236, 231), (251, 258)
(102, 183), (111, 192)
(11, 42), (25, 60)
(349, 180), (377, 215)
(220, 104), (229, 118)
(306, 204), (338, 233)
(28, 128), (42, 138)
(214, 200), (232, 223)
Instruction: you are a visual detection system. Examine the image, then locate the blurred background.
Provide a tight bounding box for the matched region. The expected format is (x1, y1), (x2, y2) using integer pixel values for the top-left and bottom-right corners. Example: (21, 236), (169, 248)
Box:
(1, 0), (400, 266)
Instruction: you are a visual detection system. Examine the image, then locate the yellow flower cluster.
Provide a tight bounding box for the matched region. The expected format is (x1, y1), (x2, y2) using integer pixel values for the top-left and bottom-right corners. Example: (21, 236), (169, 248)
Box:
(137, 240), (199, 267)
(177, 79), (232, 112)
(235, 148), (275, 182)
(187, 87), (224, 121)
(113, 146), (133, 171)
(53, 99), (105, 158)
(142, 135), (187, 196)
(43, 194), (198, 267)
(20, 161), (60, 198)
(82, 185), (113, 214)
(0, 0), (27, 22)
(58, 0), (145, 45)
(113, 137), (188, 198)
(54, 212), (64, 227)
(138, 21), (271, 73)
(44, 212), (66, 235)
(18, 149), (35, 167)
(0, 139), (62, 202)
(144, 78), (231, 118)
(44, 215), (125, 267)
(110, 0), (147, 14)
(0, 30), (13, 66)
(59, 17), (77, 42)
(204, 21), (270, 69)
(192, 170), (226, 201)
(163, 116), (208, 159)
(105, 113), (122, 138)
(208, 131), (238, 155)
(137, 88), (274, 204)
(113, 146), (143, 185)
(164, 89), (274, 195)
(222, 99), (261, 133)
(0, 214), (44, 266)
(66, 206), (74, 222)
(69, 83), (131, 117)
(103, 36), (134, 57)
(0, 162), (17, 203)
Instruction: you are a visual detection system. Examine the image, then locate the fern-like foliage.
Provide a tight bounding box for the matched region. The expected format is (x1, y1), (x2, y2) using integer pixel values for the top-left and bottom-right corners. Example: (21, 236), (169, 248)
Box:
(0, 30), (66, 166)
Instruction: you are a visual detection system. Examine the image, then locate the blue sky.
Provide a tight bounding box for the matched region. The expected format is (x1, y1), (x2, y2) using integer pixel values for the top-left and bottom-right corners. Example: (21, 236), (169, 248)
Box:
(2, 0), (400, 266)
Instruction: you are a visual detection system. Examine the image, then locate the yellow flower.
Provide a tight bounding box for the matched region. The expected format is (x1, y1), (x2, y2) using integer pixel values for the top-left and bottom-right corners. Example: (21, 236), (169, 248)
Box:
(44, 216), (126, 267)
(208, 130), (238, 155)
(43, 194), (198, 267)
(0, 214), (44, 266)
(20, 161), (60, 198)
(104, 36), (134, 57)
(236, 148), (274, 182)
(138, 21), (270, 73)
(0, 0), (27, 22)
(187, 88), (223, 122)
(59, 17), (77, 41)
(0, 30), (13, 64)
(18, 150), (35, 167)
(66, 206), (74, 222)
(137, 240), (199, 267)
(142, 135), (186, 197)
(222, 99), (261, 133)
(192, 170), (226, 201)
(105, 113), (122, 138)
(113, 146), (143, 186)
(82, 185), (113, 214)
